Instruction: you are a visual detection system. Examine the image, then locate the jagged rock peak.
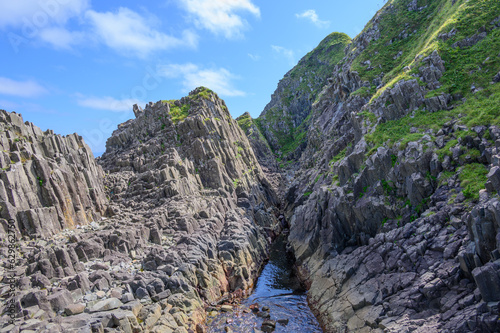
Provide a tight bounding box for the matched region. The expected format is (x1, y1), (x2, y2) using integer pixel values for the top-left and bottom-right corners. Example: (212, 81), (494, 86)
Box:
(0, 110), (107, 238)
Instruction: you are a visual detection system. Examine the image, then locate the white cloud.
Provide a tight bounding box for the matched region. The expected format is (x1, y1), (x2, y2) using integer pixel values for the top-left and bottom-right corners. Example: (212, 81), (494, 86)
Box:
(86, 8), (198, 57)
(0, 0), (89, 28)
(179, 0), (260, 39)
(248, 53), (260, 61)
(159, 63), (245, 97)
(0, 77), (48, 97)
(271, 45), (295, 66)
(296, 9), (330, 28)
(76, 95), (141, 112)
(39, 27), (85, 49)
(1, 3), (199, 57)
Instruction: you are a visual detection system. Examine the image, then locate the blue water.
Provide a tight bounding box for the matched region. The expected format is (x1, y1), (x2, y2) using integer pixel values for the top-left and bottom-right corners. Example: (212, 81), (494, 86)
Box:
(207, 235), (323, 332)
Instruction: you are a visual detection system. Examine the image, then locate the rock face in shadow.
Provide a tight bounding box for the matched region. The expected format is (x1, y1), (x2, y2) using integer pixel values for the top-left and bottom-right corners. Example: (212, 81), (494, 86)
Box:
(0, 110), (107, 239)
(272, 1), (500, 331)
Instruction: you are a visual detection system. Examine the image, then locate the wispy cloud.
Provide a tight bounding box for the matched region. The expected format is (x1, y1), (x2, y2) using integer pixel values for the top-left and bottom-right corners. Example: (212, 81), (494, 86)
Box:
(296, 9), (330, 28)
(39, 27), (85, 50)
(179, 0), (260, 39)
(1, 3), (198, 57)
(86, 8), (198, 57)
(271, 45), (295, 66)
(0, 77), (48, 97)
(0, 0), (89, 28)
(76, 94), (141, 112)
(159, 63), (245, 97)
(248, 53), (261, 61)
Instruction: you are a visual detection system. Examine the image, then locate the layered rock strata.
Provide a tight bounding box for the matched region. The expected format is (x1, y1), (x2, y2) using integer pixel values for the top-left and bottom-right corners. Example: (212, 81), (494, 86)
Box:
(0, 88), (280, 332)
(0, 110), (107, 238)
(268, 0), (500, 331)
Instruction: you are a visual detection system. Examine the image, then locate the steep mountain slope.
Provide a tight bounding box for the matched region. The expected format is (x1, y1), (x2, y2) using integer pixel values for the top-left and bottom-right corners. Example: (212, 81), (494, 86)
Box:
(255, 32), (351, 160)
(256, 0), (500, 331)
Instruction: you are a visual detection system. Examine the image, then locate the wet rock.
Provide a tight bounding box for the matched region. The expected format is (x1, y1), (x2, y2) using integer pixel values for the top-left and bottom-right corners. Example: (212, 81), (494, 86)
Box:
(256, 311), (271, 319)
(261, 320), (276, 332)
(277, 318), (289, 326)
(220, 305), (233, 312)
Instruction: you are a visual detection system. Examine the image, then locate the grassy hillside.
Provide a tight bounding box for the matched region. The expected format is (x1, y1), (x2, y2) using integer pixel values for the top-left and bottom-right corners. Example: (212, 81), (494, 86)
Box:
(256, 32), (351, 160)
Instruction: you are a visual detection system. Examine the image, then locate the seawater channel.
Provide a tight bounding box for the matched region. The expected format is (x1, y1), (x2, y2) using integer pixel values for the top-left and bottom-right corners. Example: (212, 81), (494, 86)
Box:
(207, 234), (323, 332)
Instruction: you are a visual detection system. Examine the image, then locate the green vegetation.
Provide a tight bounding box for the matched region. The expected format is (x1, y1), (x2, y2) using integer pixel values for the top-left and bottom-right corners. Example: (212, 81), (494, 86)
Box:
(436, 139), (458, 160)
(349, 0), (500, 109)
(331, 174), (339, 186)
(352, 0), (446, 85)
(433, 1), (500, 99)
(280, 129), (307, 157)
(352, 86), (377, 98)
(290, 32), (351, 86)
(359, 186), (368, 198)
(236, 112), (253, 132)
(162, 100), (190, 124)
(438, 170), (455, 186)
(303, 191), (312, 197)
(454, 85), (500, 128)
(259, 107), (311, 158)
(365, 109), (452, 153)
(169, 103), (190, 124)
(197, 87), (214, 100)
(360, 110), (377, 125)
(391, 154), (398, 167)
(330, 147), (347, 165)
(257, 33), (351, 158)
(381, 179), (395, 195)
(160, 87), (217, 124)
(459, 163), (488, 200)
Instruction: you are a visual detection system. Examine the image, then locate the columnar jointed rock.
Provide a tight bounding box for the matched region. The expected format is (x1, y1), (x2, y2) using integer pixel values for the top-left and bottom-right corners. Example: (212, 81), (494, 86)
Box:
(96, 87), (280, 330)
(0, 110), (107, 238)
(0, 88), (280, 332)
(257, 0), (500, 332)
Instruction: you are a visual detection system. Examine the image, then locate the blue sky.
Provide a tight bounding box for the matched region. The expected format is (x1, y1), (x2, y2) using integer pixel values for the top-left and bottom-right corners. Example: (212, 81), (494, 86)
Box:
(0, 0), (383, 155)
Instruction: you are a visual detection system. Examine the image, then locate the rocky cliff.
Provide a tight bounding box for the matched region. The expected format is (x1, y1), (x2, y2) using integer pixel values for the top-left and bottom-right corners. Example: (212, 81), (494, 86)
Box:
(256, 0), (500, 331)
(0, 88), (281, 332)
(255, 32), (351, 160)
(0, 110), (107, 239)
(1, 0), (500, 332)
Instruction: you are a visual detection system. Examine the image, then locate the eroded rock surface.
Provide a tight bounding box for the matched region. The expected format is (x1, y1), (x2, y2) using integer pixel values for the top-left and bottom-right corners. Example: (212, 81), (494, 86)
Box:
(0, 110), (107, 239)
(0, 88), (280, 332)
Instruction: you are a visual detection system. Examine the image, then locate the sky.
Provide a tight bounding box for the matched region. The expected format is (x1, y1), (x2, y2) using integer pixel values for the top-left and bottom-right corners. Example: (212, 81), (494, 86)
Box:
(0, 0), (384, 155)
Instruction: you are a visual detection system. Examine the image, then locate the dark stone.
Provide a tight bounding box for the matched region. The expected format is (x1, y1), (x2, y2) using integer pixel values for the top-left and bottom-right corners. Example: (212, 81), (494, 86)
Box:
(472, 262), (500, 302)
